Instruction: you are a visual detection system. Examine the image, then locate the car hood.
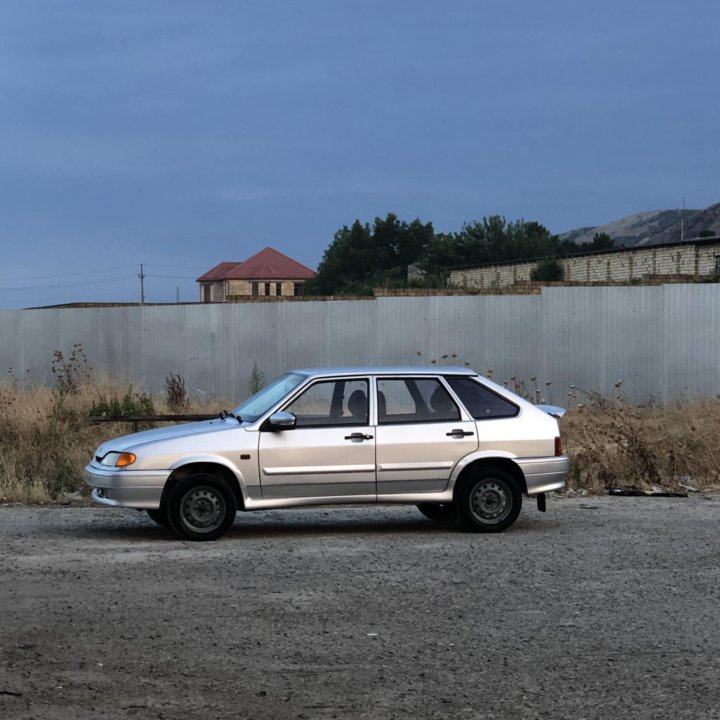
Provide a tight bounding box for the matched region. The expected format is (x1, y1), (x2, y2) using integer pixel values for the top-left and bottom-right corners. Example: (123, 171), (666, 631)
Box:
(95, 418), (248, 458)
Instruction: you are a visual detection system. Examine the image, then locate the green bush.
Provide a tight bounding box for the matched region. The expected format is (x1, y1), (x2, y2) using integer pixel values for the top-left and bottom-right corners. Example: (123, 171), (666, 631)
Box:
(90, 387), (155, 417)
(531, 258), (564, 282)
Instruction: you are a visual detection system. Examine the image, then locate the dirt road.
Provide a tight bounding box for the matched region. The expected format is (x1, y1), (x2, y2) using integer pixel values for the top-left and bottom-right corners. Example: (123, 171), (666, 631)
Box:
(1, 496), (719, 719)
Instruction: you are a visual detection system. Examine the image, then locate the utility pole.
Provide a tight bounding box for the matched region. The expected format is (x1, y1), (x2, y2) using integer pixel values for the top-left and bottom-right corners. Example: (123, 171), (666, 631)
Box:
(139, 264), (146, 305)
(681, 196), (685, 242)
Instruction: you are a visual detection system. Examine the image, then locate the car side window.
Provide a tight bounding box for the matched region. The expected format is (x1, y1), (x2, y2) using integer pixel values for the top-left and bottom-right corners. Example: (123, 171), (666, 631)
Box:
(377, 378), (460, 424)
(447, 377), (519, 419)
(284, 379), (369, 427)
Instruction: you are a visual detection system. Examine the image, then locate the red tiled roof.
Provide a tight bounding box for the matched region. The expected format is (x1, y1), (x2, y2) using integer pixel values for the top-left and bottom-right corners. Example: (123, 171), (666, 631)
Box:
(196, 261), (244, 282)
(196, 247), (316, 282)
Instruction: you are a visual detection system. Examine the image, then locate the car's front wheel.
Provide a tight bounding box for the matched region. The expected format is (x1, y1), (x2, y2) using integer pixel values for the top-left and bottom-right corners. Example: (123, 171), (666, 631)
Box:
(167, 473), (237, 541)
(456, 467), (522, 532)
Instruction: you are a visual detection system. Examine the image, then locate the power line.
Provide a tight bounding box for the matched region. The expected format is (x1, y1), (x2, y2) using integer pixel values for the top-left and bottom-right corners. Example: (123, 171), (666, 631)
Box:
(0, 264), (138, 283)
(144, 264), (207, 271)
(0, 276), (131, 292)
(0, 263), (200, 295)
(0, 267), (200, 291)
(146, 274), (197, 280)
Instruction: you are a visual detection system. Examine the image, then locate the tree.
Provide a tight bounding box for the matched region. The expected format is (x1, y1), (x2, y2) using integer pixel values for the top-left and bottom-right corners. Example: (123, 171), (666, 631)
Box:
(418, 216), (559, 275)
(305, 220), (372, 295)
(308, 212), (613, 295)
(306, 213), (434, 295)
(586, 232), (615, 252)
(559, 232), (615, 255)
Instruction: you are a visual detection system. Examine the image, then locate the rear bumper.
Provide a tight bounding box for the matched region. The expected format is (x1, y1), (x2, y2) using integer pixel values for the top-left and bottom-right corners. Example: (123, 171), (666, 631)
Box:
(84, 464), (169, 509)
(517, 456), (569, 495)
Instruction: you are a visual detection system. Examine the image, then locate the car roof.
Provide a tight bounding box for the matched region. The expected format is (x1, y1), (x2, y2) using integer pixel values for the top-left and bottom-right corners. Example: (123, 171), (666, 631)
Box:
(292, 366), (478, 378)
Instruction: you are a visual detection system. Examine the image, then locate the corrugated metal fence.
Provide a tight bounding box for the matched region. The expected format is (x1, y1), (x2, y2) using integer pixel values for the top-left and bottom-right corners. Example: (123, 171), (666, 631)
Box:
(1, 285), (718, 403)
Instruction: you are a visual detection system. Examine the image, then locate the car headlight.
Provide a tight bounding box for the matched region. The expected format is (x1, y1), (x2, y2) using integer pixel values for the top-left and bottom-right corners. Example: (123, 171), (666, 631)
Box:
(100, 451), (137, 468)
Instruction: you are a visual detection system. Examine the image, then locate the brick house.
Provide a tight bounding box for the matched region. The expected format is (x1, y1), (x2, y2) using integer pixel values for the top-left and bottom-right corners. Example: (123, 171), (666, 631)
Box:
(197, 247), (316, 302)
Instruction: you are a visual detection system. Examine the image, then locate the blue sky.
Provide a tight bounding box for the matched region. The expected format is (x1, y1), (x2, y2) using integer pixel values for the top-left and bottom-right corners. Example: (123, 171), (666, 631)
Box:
(1, 0), (718, 307)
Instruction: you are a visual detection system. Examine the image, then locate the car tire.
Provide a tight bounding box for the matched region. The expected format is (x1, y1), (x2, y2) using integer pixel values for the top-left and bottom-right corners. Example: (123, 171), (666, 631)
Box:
(455, 467), (522, 533)
(167, 473), (237, 541)
(146, 508), (169, 527)
(416, 503), (459, 522)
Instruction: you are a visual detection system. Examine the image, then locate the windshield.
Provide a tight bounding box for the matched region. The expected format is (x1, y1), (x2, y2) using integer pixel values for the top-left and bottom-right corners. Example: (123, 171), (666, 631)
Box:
(232, 372), (306, 421)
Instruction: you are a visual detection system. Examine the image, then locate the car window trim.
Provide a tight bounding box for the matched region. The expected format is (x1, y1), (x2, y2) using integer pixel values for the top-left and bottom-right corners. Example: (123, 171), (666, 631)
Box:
(280, 377), (371, 429)
(375, 375), (464, 425)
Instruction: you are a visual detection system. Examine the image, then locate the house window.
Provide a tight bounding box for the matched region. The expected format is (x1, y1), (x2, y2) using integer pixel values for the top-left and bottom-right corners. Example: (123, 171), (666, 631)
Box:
(251, 282), (259, 296)
(264, 283), (271, 296)
(294, 283), (304, 297)
(203, 285), (211, 303)
(715, 255), (720, 276)
(276, 282), (282, 296)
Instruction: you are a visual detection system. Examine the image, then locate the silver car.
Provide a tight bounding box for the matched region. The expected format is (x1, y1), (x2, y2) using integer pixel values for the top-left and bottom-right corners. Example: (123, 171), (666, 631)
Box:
(85, 367), (568, 540)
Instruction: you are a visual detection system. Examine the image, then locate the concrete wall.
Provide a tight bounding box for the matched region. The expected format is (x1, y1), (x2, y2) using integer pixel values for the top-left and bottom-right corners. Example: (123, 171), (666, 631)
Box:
(1, 285), (719, 403)
(450, 241), (720, 289)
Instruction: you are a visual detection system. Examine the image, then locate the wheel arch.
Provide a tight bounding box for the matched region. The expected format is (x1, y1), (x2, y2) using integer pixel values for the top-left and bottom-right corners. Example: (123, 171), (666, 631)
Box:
(453, 457), (527, 498)
(161, 462), (246, 511)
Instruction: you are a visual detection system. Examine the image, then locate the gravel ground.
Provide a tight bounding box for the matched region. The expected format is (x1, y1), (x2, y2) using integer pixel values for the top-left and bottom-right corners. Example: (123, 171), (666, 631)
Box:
(1, 496), (719, 720)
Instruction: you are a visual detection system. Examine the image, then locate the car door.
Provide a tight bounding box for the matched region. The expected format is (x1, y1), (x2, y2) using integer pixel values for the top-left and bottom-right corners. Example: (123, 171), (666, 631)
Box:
(258, 378), (376, 499)
(374, 376), (478, 495)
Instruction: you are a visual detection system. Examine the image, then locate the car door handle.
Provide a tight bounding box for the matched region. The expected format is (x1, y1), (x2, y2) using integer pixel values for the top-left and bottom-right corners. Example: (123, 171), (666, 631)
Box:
(446, 429), (474, 438)
(345, 432), (374, 441)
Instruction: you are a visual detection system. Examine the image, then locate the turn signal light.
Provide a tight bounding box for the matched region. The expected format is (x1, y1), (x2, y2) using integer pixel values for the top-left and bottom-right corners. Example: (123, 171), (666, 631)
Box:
(114, 452), (137, 467)
(554, 437), (563, 456)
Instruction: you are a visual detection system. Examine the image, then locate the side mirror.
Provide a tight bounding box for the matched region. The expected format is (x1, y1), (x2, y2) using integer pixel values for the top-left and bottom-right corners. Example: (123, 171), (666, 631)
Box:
(266, 411), (297, 430)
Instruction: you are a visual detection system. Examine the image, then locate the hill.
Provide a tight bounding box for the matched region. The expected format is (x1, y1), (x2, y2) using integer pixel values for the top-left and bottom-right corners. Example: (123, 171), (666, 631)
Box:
(558, 202), (720, 247)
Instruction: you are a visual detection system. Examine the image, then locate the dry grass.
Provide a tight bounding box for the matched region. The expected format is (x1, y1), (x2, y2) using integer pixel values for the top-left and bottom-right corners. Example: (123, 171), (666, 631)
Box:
(0, 378), (231, 504)
(2, 375), (719, 503)
(561, 392), (720, 493)
(0, 381), (104, 503)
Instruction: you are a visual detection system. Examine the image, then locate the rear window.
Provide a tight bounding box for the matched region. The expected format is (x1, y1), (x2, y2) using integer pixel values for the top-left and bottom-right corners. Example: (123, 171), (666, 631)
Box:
(447, 377), (519, 420)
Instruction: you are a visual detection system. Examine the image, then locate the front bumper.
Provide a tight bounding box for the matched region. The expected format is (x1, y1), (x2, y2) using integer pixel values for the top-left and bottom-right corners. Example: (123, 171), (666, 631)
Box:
(517, 456), (569, 495)
(84, 464), (170, 509)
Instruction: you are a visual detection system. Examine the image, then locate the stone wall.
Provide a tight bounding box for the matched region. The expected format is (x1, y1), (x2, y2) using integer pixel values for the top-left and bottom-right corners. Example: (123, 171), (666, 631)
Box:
(449, 239), (720, 290)
(200, 279), (308, 302)
(226, 279), (303, 298)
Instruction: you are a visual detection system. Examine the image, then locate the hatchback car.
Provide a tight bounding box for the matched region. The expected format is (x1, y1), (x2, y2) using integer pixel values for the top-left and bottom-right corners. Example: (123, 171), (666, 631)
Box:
(86, 367), (568, 540)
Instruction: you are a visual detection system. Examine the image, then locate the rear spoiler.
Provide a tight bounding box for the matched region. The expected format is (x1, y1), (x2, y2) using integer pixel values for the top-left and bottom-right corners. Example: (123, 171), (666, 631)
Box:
(537, 404), (566, 419)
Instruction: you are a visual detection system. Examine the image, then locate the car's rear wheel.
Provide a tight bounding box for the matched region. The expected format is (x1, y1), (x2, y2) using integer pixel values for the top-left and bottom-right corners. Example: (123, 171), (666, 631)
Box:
(416, 503), (459, 522)
(167, 473), (237, 541)
(146, 508), (169, 526)
(456, 467), (522, 532)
